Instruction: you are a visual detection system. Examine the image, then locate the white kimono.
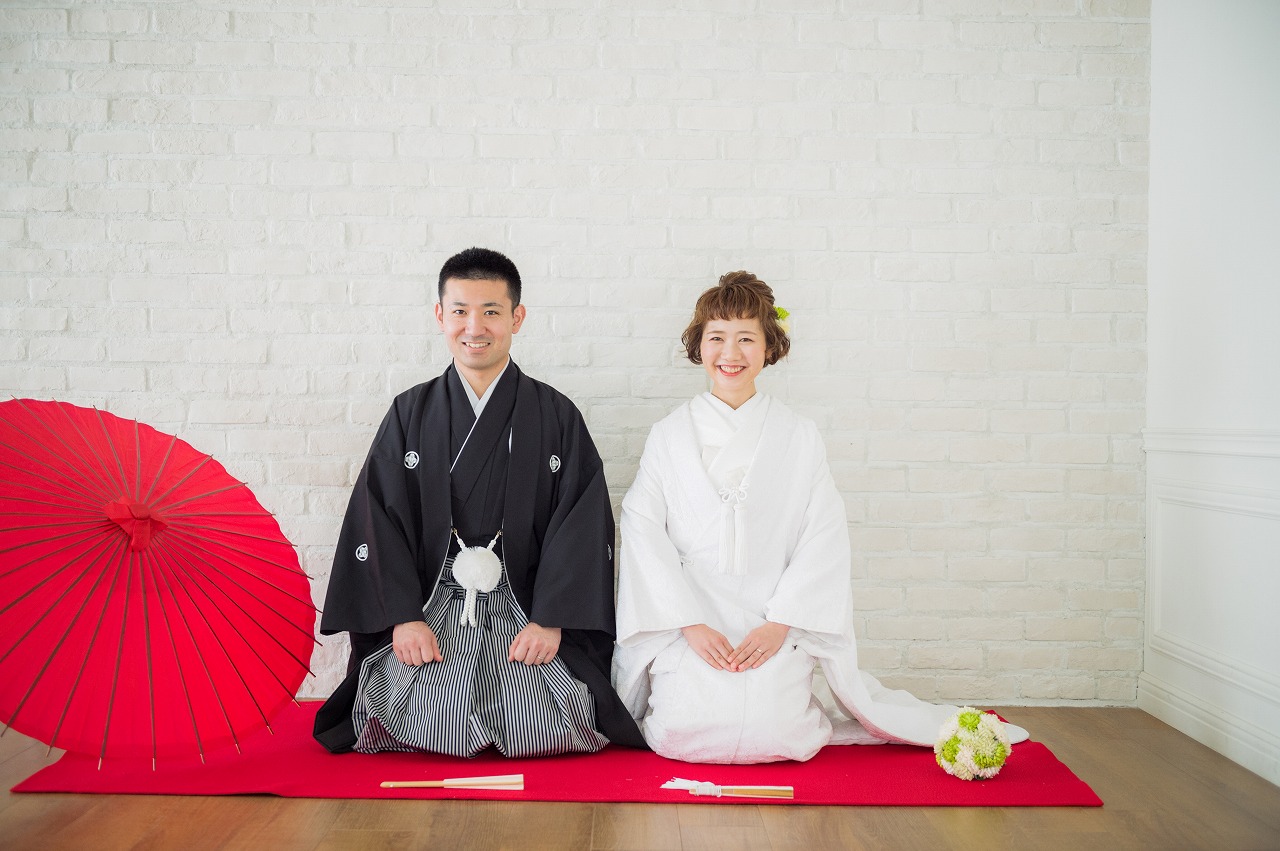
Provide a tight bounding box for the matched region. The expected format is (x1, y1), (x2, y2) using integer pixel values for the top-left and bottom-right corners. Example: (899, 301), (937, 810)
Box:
(612, 393), (1029, 764)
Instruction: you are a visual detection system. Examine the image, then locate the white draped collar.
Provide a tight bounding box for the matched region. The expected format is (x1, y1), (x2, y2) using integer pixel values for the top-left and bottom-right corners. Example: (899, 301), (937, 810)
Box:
(690, 392), (768, 483)
(689, 392), (770, 575)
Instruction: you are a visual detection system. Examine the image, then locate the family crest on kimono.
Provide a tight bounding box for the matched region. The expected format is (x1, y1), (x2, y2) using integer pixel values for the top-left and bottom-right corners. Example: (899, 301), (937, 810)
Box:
(314, 247), (644, 757)
(611, 271), (1030, 763)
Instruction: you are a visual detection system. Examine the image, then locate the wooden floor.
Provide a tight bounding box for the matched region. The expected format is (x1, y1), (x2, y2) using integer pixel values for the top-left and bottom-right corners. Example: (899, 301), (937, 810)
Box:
(2, 707), (1278, 850)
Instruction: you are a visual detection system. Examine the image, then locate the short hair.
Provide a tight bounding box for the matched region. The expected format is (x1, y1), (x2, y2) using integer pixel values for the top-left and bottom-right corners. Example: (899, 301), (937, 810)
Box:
(681, 270), (790, 366)
(437, 247), (522, 307)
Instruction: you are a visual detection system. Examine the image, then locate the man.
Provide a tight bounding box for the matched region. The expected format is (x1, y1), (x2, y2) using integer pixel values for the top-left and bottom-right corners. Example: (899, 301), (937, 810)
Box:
(314, 247), (644, 755)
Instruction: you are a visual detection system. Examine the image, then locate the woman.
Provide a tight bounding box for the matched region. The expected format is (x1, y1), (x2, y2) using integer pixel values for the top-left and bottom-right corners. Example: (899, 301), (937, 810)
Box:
(612, 271), (1028, 763)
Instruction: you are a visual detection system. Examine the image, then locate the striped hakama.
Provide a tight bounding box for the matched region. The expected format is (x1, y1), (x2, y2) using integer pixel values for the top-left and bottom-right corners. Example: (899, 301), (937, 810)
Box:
(351, 560), (608, 758)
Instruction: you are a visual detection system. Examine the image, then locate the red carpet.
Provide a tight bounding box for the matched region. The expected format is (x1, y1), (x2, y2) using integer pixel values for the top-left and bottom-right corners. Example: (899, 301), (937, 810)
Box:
(13, 701), (1100, 806)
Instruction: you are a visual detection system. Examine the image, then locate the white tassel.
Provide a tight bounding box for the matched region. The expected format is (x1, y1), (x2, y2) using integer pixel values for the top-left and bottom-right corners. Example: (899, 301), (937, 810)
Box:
(661, 777), (794, 799)
(718, 503), (734, 574)
(733, 502), (748, 576)
(451, 530), (503, 627)
(716, 483), (749, 575)
(662, 777), (721, 796)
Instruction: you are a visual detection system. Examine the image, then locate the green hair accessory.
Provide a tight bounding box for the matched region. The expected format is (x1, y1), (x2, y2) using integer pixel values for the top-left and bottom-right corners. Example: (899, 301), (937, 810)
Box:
(774, 306), (790, 334)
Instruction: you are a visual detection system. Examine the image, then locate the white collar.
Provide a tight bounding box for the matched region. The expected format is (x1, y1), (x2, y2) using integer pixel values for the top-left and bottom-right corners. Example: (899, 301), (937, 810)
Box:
(701, 391), (764, 420)
(461, 359), (511, 418)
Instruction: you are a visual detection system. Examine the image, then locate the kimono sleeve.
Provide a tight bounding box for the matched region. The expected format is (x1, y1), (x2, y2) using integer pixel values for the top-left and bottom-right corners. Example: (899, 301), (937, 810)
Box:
(527, 401), (617, 635)
(761, 423), (854, 641)
(615, 426), (705, 646)
(318, 404), (426, 636)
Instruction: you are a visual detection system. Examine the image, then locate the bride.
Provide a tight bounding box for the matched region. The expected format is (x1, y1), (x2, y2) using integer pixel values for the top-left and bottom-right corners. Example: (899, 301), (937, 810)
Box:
(612, 271), (1029, 763)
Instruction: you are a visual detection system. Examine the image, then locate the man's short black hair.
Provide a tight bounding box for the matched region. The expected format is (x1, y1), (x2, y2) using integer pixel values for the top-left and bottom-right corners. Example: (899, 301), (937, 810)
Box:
(437, 247), (522, 307)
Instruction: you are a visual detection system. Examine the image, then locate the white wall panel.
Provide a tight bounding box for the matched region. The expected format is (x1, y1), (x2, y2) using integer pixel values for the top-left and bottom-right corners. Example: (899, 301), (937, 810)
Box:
(1145, 0), (1280, 785)
(1142, 434), (1280, 784)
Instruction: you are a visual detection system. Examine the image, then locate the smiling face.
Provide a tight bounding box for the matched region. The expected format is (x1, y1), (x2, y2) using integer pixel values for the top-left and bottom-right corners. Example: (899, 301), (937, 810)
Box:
(700, 315), (766, 409)
(435, 276), (526, 395)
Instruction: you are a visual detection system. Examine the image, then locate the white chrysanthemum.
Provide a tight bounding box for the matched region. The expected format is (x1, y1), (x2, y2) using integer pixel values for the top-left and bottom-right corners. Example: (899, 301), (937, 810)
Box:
(935, 707), (1011, 781)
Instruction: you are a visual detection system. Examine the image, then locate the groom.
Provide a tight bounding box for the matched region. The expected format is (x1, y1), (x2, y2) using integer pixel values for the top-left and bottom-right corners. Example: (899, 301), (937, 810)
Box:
(314, 247), (644, 755)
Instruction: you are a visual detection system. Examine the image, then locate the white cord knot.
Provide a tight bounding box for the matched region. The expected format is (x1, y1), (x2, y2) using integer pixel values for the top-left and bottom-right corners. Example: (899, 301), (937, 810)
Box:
(451, 529), (502, 628)
(715, 481), (750, 575)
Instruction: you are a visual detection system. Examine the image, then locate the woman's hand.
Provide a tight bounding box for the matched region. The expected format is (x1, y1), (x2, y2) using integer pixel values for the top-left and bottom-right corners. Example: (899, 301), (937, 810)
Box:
(393, 620), (442, 666)
(726, 621), (789, 671)
(682, 623), (735, 670)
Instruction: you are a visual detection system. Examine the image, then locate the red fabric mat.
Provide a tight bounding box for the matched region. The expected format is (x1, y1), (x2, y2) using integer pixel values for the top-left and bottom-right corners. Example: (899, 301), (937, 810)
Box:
(13, 701), (1100, 806)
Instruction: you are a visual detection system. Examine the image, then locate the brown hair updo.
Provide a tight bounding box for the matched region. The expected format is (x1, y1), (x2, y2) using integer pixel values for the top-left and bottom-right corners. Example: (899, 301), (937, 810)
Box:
(681, 270), (791, 366)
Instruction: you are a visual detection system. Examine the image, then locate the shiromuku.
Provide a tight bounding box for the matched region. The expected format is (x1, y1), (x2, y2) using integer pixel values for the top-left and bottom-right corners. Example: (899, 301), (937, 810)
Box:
(611, 271), (1030, 764)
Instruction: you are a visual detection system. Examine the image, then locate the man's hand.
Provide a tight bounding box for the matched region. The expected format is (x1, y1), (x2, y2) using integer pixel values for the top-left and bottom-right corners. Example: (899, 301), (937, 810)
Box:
(392, 620), (442, 666)
(509, 622), (561, 665)
(726, 621), (789, 671)
(681, 623), (735, 671)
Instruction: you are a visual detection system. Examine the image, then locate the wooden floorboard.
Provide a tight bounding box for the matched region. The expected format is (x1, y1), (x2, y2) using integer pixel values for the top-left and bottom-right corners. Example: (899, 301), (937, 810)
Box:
(2, 707), (1278, 851)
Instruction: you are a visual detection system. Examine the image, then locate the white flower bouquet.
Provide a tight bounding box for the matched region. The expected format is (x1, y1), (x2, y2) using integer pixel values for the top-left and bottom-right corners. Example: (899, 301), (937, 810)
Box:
(935, 707), (1011, 781)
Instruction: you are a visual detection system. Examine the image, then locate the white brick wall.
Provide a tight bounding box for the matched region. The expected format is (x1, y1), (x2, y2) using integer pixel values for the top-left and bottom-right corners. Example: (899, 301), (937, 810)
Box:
(1, 0), (1148, 705)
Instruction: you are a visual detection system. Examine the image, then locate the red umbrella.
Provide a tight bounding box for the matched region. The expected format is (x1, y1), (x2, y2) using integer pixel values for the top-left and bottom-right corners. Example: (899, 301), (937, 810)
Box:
(0, 399), (316, 766)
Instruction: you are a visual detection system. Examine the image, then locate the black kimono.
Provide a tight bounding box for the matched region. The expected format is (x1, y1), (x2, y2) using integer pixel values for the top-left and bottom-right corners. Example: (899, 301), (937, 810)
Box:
(314, 362), (645, 752)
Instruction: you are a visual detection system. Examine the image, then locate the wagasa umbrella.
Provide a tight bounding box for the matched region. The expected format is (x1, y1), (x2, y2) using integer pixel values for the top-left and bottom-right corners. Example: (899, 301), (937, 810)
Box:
(0, 399), (316, 766)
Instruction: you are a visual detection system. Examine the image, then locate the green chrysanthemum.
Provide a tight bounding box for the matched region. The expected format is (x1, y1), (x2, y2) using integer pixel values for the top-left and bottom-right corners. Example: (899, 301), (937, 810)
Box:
(939, 735), (962, 764)
(972, 737), (1010, 769)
